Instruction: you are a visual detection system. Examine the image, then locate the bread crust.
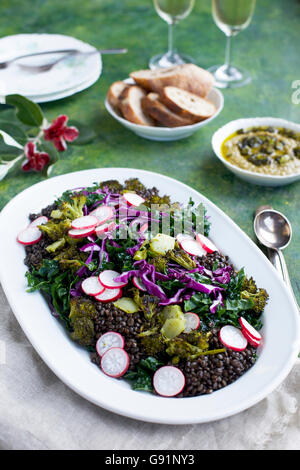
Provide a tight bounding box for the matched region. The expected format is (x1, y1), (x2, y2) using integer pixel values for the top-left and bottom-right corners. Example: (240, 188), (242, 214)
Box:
(161, 86), (216, 122)
(130, 64), (214, 98)
(142, 93), (195, 127)
(107, 81), (129, 111)
(119, 86), (154, 126)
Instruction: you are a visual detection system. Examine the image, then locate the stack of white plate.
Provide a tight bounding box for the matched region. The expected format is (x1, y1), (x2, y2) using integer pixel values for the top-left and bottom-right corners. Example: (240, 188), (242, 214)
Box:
(0, 34), (102, 103)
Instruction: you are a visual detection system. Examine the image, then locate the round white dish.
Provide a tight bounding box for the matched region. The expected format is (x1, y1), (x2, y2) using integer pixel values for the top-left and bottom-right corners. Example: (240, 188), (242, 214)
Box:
(212, 117), (300, 186)
(0, 34), (102, 100)
(26, 68), (101, 104)
(105, 79), (224, 141)
(0, 168), (299, 424)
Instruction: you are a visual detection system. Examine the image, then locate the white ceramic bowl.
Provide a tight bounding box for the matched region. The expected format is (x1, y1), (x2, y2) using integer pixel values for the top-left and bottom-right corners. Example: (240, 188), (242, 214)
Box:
(105, 78), (224, 141)
(212, 117), (300, 187)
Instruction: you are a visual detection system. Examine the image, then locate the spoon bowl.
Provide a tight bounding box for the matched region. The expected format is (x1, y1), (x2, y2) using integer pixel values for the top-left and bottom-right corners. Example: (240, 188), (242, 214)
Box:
(254, 209), (292, 250)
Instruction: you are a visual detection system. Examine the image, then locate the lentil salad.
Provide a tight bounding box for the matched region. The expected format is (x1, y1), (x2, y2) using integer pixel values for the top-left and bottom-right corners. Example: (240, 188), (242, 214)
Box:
(20, 178), (268, 397)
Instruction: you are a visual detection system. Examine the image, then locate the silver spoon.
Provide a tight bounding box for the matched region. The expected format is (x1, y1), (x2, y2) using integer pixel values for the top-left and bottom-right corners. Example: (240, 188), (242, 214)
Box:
(254, 208), (299, 308)
(254, 205), (285, 283)
(0, 48), (128, 73)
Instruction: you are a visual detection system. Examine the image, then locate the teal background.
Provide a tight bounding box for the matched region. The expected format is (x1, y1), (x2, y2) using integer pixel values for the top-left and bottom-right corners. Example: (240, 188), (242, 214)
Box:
(0, 0), (299, 301)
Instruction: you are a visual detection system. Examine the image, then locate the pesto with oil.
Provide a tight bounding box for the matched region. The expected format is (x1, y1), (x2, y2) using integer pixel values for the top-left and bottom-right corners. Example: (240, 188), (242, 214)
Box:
(221, 126), (300, 176)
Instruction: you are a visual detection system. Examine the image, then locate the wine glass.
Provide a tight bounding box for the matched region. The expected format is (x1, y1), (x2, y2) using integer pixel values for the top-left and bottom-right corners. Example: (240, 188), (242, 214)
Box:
(208, 0), (256, 88)
(149, 0), (195, 70)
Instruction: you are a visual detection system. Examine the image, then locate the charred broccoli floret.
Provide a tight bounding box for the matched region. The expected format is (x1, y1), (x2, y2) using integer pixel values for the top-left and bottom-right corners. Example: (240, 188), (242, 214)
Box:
(59, 259), (84, 272)
(165, 331), (221, 360)
(149, 255), (168, 274)
(51, 195), (87, 221)
(133, 289), (160, 321)
(54, 246), (87, 272)
(69, 297), (97, 347)
(141, 334), (165, 355)
(240, 288), (269, 314)
(39, 219), (71, 242)
(99, 179), (123, 193)
(70, 316), (95, 347)
(241, 276), (258, 294)
(123, 178), (146, 195)
(240, 275), (269, 314)
(166, 247), (197, 271)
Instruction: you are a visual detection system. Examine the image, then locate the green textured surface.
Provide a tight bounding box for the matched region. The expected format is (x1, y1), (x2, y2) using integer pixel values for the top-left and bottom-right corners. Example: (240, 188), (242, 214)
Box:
(0, 0), (299, 301)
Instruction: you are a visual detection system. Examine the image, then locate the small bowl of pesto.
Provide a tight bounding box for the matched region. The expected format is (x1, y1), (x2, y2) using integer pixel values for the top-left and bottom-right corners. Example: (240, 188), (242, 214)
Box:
(212, 118), (300, 186)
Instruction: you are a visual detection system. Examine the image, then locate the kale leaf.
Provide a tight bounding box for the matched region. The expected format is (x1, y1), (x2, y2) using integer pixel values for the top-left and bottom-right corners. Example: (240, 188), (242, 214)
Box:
(124, 356), (164, 392)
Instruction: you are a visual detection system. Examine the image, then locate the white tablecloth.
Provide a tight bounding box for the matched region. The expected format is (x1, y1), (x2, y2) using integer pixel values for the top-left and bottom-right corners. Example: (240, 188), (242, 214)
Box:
(1, 284), (300, 450)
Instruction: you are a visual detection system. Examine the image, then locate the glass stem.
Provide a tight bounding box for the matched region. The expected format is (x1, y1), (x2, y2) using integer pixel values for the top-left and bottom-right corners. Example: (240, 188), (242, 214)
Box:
(168, 22), (176, 57)
(224, 35), (232, 73)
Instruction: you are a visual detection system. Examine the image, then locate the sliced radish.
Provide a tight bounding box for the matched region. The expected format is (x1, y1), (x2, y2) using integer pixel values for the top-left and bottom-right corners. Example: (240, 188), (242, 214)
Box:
(101, 347), (129, 377)
(95, 221), (116, 237)
(196, 233), (218, 254)
(139, 222), (148, 234)
(71, 215), (99, 230)
(89, 205), (114, 224)
(122, 193), (145, 207)
(81, 276), (105, 296)
(133, 276), (147, 292)
(180, 238), (206, 257)
(94, 287), (122, 302)
(96, 332), (125, 357)
(239, 317), (262, 342)
(29, 215), (48, 227)
(241, 329), (261, 348)
(183, 312), (200, 333)
(219, 325), (248, 351)
(153, 366), (185, 397)
(68, 226), (95, 239)
(176, 233), (194, 243)
(99, 270), (128, 289)
(17, 227), (42, 245)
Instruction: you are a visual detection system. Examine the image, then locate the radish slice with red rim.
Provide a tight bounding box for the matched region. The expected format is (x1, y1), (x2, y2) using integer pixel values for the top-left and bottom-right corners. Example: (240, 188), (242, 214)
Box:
(122, 193), (145, 207)
(29, 216), (48, 227)
(176, 233), (194, 244)
(95, 221), (116, 237)
(99, 270), (128, 289)
(133, 276), (147, 292)
(96, 332), (125, 357)
(153, 366), (185, 397)
(239, 317), (262, 342)
(219, 325), (248, 351)
(241, 329), (261, 347)
(183, 312), (200, 333)
(196, 233), (218, 254)
(81, 276), (105, 296)
(17, 227), (42, 245)
(68, 226), (96, 239)
(180, 239), (206, 257)
(100, 347), (129, 377)
(139, 222), (148, 234)
(89, 205), (114, 224)
(71, 215), (99, 230)
(94, 287), (122, 302)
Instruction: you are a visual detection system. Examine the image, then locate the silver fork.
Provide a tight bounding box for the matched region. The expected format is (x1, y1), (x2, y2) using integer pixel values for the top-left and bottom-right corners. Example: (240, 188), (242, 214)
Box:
(0, 48), (128, 73)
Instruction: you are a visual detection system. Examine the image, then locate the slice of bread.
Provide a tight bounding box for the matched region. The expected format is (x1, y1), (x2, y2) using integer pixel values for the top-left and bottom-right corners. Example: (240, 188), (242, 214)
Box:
(130, 64), (214, 98)
(119, 85), (155, 126)
(107, 81), (129, 110)
(161, 86), (216, 122)
(142, 93), (195, 128)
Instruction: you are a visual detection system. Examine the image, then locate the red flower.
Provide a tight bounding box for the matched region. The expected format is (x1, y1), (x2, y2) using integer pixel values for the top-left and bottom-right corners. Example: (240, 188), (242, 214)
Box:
(22, 142), (50, 172)
(44, 114), (79, 151)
